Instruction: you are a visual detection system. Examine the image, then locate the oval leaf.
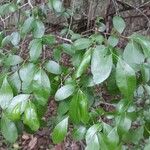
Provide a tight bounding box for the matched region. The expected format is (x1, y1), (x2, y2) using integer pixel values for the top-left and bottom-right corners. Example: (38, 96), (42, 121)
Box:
(29, 39), (42, 62)
(6, 94), (30, 120)
(23, 101), (40, 131)
(55, 84), (75, 101)
(123, 42), (144, 70)
(33, 20), (45, 38)
(75, 48), (92, 78)
(32, 69), (51, 105)
(69, 90), (89, 124)
(52, 117), (68, 144)
(21, 17), (34, 35)
(1, 114), (18, 143)
(44, 60), (62, 75)
(116, 59), (136, 99)
(113, 16), (126, 33)
(85, 124), (102, 150)
(74, 38), (91, 50)
(91, 45), (112, 84)
(0, 77), (13, 109)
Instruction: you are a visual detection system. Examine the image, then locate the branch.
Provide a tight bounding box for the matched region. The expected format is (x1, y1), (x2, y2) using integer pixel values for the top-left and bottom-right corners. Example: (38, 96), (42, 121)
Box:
(56, 35), (73, 43)
(28, 0), (33, 9)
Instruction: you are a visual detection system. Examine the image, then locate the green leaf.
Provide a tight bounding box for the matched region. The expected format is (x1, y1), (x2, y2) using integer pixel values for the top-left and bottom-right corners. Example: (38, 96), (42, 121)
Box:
(5, 54), (23, 66)
(90, 34), (104, 44)
(58, 101), (69, 116)
(33, 20), (45, 38)
(1, 114), (18, 143)
(73, 126), (87, 141)
(44, 60), (62, 75)
(29, 39), (42, 62)
(141, 63), (150, 83)
(19, 63), (36, 82)
(52, 117), (68, 144)
(69, 90), (89, 124)
(6, 94), (30, 120)
(0, 77), (13, 109)
(91, 45), (112, 84)
(113, 16), (126, 33)
(71, 52), (83, 67)
(131, 34), (150, 58)
(123, 42), (144, 70)
(0, 3), (17, 16)
(21, 17), (34, 35)
(123, 126), (144, 144)
(1, 35), (11, 47)
(74, 38), (91, 50)
(42, 35), (56, 45)
(55, 84), (75, 101)
(107, 127), (119, 146)
(19, 63), (36, 93)
(32, 69), (51, 106)
(144, 138), (150, 150)
(107, 36), (119, 47)
(9, 71), (21, 95)
(10, 32), (20, 46)
(116, 114), (132, 135)
(85, 124), (102, 150)
(75, 48), (92, 78)
(0, 4), (10, 16)
(62, 43), (75, 56)
(23, 101), (40, 131)
(116, 59), (136, 99)
(48, 0), (64, 13)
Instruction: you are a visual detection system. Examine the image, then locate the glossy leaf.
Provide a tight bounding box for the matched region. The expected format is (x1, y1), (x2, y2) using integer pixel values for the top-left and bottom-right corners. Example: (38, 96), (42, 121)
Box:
(55, 84), (75, 101)
(29, 39), (42, 62)
(131, 34), (150, 58)
(85, 124), (102, 150)
(116, 114), (132, 135)
(1, 114), (18, 143)
(19, 63), (36, 93)
(44, 60), (62, 75)
(1, 35), (11, 47)
(48, 0), (64, 13)
(123, 42), (144, 70)
(75, 48), (92, 78)
(52, 117), (68, 144)
(113, 16), (126, 33)
(42, 35), (56, 45)
(9, 71), (21, 94)
(32, 69), (51, 105)
(91, 45), (112, 84)
(33, 20), (45, 38)
(74, 38), (91, 50)
(19, 63), (36, 82)
(0, 77), (13, 109)
(107, 127), (119, 146)
(107, 36), (119, 47)
(116, 59), (136, 99)
(23, 101), (40, 131)
(5, 54), (23, 66)
(73, 126), (87, 141)
(21, 17), (34, 35)
(6, 94), (30, 120)
(10, 32), (20, 46)
(69, 90), (89, 124)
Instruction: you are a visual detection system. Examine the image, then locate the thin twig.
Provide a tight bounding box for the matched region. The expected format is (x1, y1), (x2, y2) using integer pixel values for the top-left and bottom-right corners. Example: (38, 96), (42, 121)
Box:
(28, 0), (33, 9)
(56, 35), (73, 43)
(66, 0), (75, 38)
(0, 15), (5, 29)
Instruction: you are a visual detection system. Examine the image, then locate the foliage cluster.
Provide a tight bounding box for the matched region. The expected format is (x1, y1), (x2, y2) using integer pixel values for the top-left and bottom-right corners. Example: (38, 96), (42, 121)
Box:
(0, 0), (150, 149)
